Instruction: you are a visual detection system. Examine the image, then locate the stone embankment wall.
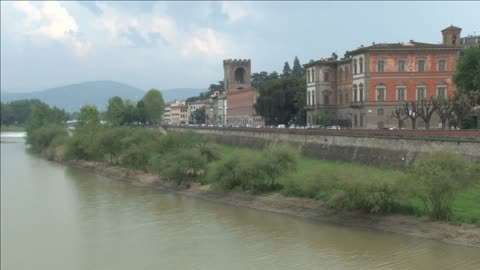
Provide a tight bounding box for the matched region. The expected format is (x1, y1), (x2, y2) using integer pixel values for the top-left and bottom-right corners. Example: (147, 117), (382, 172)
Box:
(167, 127), (480, 169)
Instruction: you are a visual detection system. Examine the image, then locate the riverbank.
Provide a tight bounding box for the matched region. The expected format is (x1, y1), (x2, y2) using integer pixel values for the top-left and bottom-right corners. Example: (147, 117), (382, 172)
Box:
(64, 159), (480, 248)
(0, 125), (25, 132)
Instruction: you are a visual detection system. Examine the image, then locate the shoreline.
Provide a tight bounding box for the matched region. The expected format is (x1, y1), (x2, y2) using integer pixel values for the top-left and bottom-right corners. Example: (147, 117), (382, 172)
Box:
(64, 159), (480, 248)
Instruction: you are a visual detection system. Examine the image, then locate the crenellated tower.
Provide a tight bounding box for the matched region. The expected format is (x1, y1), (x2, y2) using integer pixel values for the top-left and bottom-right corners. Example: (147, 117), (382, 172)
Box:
(223, 59), (251, 91)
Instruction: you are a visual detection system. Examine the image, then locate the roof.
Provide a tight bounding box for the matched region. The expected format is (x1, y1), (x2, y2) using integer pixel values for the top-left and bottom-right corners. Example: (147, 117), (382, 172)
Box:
(442, 25), (462, 32)
(303, 57), (351, 68)
(348, 40), (459, 54)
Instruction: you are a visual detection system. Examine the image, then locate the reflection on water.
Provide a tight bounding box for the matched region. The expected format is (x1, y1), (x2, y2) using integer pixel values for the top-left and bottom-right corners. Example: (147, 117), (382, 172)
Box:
(1, 134), (479, 270)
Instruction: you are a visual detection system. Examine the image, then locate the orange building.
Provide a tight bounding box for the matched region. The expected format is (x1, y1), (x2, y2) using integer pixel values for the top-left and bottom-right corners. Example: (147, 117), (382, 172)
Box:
(305, 25), (462, 129)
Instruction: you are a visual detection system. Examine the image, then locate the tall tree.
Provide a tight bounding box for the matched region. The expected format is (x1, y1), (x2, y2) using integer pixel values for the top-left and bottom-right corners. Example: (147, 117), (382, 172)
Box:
(1, 102), (15, 125)
(77, 105), (101, 129)
(432, 96), (454, 129)
(403, 101), (420, 129)
(391, 107), (408, 129)
(281, 62), (292, 78)
(190, 106), (206, 124)
(142, 89), (165, 125)
(452, 91), (473, 129)
(418, 97), (436, 129)
(292, 56), (305, 78)
(105, 96), (126, 126)
(454, 47), (480, 105)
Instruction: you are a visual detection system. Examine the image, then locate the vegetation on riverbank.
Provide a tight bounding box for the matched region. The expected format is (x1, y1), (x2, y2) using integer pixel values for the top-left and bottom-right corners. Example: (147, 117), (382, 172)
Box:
(0, 125), (25, 132)
(25, 101), (480, 224)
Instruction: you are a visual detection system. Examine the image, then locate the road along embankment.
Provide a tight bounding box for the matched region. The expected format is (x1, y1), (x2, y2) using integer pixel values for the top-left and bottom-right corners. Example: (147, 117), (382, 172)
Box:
(63, 159), (480, 248)
(167, 127), (480, 170)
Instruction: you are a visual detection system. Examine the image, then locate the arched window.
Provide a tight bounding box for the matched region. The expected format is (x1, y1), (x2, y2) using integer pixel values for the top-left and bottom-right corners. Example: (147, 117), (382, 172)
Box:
(353, 85), (358, 102)
(359, 58), (364, 73)
(234, 68), (246, 83)
(353, 59), (358, 74)
(453, 35), (457, 45)
(307, 70), (311, 83)
(359, 84), (364, 101)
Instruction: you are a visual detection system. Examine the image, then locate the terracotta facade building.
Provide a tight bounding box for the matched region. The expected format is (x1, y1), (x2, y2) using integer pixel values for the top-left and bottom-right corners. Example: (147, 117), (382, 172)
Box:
(224, 59), (264, 126)
(305, 25), (462, 129)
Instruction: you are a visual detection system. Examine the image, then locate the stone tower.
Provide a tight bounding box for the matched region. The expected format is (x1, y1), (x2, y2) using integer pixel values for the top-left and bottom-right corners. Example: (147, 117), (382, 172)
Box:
(442, 25), (462, 47)
(223, 59), (251, 91)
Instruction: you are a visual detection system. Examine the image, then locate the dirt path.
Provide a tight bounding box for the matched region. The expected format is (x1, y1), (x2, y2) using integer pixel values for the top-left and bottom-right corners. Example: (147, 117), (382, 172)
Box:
(65, 160), (480, 248)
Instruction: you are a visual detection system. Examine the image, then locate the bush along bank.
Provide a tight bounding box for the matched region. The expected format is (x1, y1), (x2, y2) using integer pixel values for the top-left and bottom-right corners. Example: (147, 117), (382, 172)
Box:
(26, 103), (480, 224)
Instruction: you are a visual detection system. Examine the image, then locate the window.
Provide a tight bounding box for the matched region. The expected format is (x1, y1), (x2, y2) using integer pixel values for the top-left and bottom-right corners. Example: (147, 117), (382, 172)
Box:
(354, 115), (358, 127)
(453, 35), (457, 45)
(416, 86), (426, 100)
(324, 95), (330, 105)
(312, 91), (315, 105)
(359, 58), (364, 73)
(437, 86), (446, 98)
(307, 91), (310, 105)
(311, 69), (315, 82)
(438, 59), (446, 71)
(339, 68), (343, 82)
(417, 59), (425, 72)
(376, 87), (385, 101)
(398, 59), (405, 72)
(353, 85), (358, 102)
(324, 72), (329, 82)
(339, 92), (343, 104)
(353, 59), (358, 74)
(359, 84), (364, 102)
(378, 109), (384, 116)
(377, 58), (385, 72)
(307, 70), (311, 83)
(345, 93), (349, 104)
(378, 122), (384, 129)
(397, 87), (406, 101)
(360, 114), (364, 127)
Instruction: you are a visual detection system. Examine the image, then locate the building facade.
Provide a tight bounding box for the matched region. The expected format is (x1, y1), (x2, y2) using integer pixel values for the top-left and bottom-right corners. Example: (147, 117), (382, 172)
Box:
(187, 99), (208, 124)
(169, 100), (188, 124)
(305, 26), (462, 129)
(224, 59), (264, 126)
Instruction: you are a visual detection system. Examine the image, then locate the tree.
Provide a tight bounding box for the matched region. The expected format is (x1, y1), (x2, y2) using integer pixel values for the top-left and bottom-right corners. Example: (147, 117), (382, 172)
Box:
(454, 47), (480, 104)
(418, 97), (436, 129)
(452, 91), (472, 129)
(391, 107), (408, 129)
(190, 106), (206, 124)
(1, 102), (15, 125)
(105, 96), (126, 126)
(315, 115), (331, 126)
(292, 56), (305, 78)
(403, 101), (421, 129)
(432, 96), (454, 129)
(255, 76), (305, 125)
(76, 105), (101, 129)
(135, 100), (147, 124)
(281, 62), (292, 78)
(142, 89), (165, 125)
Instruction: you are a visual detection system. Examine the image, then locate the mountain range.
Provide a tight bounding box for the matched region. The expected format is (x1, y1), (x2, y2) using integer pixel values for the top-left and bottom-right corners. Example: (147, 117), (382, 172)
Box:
(1, 81), (205, 112)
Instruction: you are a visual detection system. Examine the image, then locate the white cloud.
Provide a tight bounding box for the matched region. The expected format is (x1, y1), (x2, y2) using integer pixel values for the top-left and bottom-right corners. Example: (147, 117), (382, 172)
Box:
(221, 1), (249, 23)
(12, 1), (90, 55)
(94, 3), (230, 58)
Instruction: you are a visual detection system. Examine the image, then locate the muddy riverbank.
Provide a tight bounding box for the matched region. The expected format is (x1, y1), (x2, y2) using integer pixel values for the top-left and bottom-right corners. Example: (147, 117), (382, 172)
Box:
(63, 159), (480, 248)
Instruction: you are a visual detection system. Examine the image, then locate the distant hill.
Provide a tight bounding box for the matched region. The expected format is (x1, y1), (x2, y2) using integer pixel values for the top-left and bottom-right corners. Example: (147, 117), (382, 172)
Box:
(1, 81), (205, 112)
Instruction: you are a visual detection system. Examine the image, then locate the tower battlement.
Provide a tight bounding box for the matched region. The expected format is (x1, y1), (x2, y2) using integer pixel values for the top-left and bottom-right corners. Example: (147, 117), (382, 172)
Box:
(223, 58), (252, 91)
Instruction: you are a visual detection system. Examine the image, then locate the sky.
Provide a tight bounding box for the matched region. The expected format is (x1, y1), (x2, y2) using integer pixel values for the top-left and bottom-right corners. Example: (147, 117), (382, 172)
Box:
(1, 1), (480, 92)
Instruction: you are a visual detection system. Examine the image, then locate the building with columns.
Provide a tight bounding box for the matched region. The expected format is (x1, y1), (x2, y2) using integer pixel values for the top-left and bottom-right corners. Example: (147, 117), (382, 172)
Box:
(305, 25), (462, 129)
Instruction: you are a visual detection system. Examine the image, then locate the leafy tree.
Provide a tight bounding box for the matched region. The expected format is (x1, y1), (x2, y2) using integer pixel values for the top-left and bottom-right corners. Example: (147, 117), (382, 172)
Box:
(251, 71), (279, 89)
(65, 105), (102, 160)
(76, 105), (101, 129)
(255, 76), (306, 125)
(281, 61), (292, 78)
(315, 115), (331, 127)
(292, 56), (305, 78)
(142, 89), (165, 125)
(1, 102), (15, 125)
(98, 127), (130, 165)
(190, 106), (206, 124)
(135, 100), (147, 124)
(411, 152), (479, 220)
(3, 99), (45, 125)
(150, 147), (207, 184)
(105, 96), (127, 126)
(454, 47), (480, 104)
(260, 144), (298, 188)
(119, 128), (162, 171)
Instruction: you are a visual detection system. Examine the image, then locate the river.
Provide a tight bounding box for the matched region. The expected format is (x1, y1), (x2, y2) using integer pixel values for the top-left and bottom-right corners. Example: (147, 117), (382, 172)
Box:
(1, 132), (479, 270)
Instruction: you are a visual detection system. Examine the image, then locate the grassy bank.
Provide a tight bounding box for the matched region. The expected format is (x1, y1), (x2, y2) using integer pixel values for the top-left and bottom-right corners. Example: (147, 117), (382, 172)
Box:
(216, 145), (480, 224)
(0, 125), (25, 132)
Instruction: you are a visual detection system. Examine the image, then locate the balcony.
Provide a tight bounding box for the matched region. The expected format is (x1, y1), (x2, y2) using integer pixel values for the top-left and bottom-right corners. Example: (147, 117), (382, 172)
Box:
(350, 101), (366, 108)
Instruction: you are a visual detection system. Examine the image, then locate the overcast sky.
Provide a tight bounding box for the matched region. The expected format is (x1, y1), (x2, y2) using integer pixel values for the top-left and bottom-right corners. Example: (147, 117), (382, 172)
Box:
(1, 1), (479, 92)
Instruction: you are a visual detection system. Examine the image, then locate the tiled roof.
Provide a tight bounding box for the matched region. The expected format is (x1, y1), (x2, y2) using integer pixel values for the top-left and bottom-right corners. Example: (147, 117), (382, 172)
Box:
(348, 40), (458, 54)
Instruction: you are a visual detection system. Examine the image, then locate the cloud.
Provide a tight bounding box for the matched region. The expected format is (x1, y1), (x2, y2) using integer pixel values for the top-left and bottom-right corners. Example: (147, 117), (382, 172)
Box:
(220, 1), (249, 23)
(77, 1), (103, 16)
(94, 3), (230, 57)
(12, 1), (90, 55)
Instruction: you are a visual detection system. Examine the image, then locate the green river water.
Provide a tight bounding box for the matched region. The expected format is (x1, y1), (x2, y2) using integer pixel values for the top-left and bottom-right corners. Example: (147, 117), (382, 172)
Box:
(1, 132), (479, 270)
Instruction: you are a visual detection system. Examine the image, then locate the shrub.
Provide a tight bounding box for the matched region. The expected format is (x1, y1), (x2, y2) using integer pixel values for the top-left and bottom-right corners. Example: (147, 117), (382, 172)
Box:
(411, 151), (480, 220)
(260, 144), (299, 188)
(27, 124), (68, 153)
(150, 147), (207, 184)
(97, 127), (130, 164)
(327, 180), (398, 214)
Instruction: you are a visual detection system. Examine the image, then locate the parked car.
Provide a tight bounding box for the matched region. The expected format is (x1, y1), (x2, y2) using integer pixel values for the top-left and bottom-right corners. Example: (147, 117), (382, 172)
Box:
(277, 124), (286, 128)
